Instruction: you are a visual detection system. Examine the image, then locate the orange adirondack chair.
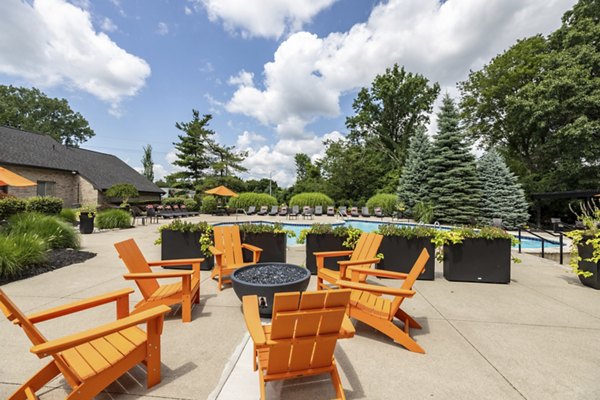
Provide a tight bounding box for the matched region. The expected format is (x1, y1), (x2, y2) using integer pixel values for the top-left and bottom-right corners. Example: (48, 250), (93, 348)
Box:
(0, 288), (170, 399)
(114, 238), (202, 323)
(210, 225), (262, 291)
(243, 290), (355, 400)
(315, 232), (383, 290)
(337, 248), (430, 353)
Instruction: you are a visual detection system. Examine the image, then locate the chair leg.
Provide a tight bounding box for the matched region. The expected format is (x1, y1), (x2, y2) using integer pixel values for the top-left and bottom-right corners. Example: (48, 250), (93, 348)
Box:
(330, 359), (346, 400)
(9, 361), (60, 400)
(218, 274), (222, 292)
(259, 372), (266, 400)
(395, 308), (422, 330)
(182, 294), (191, 323)
(380, 320), (425, 354)
(316, 276), (323, 290)
(146, 317), (163, 388)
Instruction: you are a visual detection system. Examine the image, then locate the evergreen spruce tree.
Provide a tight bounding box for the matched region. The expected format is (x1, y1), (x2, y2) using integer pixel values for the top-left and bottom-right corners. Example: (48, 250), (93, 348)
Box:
(478, 148), (529, 227)
(428, 94), (481, 224)
(397, 127), (431, 208)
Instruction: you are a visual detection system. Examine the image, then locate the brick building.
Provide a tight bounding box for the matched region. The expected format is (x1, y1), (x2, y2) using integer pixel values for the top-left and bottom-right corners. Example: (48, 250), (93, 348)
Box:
(0, 126), (163, 206)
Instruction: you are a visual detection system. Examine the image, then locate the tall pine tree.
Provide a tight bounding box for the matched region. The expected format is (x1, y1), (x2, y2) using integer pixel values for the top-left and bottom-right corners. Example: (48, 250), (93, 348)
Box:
(429, 95), (481, 224)
(478, 148), (529, 227)
(397, 127), (431, 209)
(172, 111), (216, 187)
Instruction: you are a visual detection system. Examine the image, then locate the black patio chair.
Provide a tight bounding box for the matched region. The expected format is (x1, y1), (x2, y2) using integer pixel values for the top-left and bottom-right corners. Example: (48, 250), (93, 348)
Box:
(338, 206), (348, 217)
(279, 206), (288, 216)
(247, 206), (256, 215)
(350, 207), (360, 217)
(314, 205), (323, 216)
(146, 205), (159, 223)
(302, 206), (313, 220)
(361, 207), (371, 217)
(268, 206), (278, 216)
(326, 206), (335, 216)
(288, 205), (299, 219)
(374, 207), (384, 218)
(257, 206), (268, 216)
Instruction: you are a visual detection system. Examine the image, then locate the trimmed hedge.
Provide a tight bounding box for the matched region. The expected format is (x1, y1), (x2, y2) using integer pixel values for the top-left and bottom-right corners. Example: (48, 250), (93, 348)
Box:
(289, 192), (334, 209)
(162, 197), (185, 206)
(366, 193), (398, 216)
(26, 196), (63, 214)
(201, 195), (217, 214)
(228, 193), (278, 210)
(95, 209), (132, 229)
(184, 198), (199, 211)
(0, 197), (26, 221)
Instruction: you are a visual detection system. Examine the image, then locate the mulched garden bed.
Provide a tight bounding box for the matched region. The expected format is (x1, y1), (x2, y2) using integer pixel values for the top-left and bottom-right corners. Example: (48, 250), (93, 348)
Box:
(0, 249), (97, 285)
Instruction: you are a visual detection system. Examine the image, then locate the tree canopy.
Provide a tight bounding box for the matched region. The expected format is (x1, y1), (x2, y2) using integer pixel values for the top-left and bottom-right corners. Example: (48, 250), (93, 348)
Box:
(460, 0), (600, 195)
(346, 64), (440, 167)
(397, 127), (432, 209)
(0, 85), (94, 146)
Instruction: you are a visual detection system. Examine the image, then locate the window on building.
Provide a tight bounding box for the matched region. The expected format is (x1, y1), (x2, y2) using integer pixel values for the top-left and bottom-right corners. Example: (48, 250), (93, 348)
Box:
(37, 181), (55, 196)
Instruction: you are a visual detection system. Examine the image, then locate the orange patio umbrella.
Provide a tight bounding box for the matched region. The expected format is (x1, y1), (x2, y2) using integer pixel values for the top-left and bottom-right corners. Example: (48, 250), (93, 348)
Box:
(0, 167), (36, 187)
(204, 185), (239, 197)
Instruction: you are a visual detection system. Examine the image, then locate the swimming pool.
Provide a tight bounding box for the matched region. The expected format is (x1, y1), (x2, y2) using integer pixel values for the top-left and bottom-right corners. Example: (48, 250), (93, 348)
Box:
(224, 219), (560, 249)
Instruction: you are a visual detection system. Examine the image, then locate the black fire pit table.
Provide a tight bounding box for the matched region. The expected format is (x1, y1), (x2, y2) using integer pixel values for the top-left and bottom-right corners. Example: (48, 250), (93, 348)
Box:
(231, 263), (311, 317)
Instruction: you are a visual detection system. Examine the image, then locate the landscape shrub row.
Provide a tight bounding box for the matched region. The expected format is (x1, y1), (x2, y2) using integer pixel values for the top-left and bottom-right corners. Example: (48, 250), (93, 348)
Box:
(365, 193), (399, 216)
(0, 196), (63, 220)
(228, 193), (278, 210)
(289, 193), (334, 209)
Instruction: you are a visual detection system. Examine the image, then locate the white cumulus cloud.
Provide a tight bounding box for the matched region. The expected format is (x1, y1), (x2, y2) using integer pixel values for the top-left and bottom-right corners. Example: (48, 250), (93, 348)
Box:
(0, 0), (150, 112)
(195, 0), (338, 39)
(226, 0), (576, 140)
(157, 22), (169, 35)
(100, 16), (117, 32)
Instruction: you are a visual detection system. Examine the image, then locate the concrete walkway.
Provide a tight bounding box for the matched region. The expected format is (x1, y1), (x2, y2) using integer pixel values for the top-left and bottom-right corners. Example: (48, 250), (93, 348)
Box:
(1, 217), (599, 399)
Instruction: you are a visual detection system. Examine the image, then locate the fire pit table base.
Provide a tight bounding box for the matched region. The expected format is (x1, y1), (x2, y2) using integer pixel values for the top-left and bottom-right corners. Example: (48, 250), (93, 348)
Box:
(231, 263), (311, 317)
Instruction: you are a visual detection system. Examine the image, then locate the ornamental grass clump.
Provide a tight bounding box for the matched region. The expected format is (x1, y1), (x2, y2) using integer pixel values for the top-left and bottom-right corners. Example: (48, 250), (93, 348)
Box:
(95, 209), (132, 229)
(228, 193), (278, 209)
(0, 232), (47, 279)
(5, 212), (80, 250)
(366, 194), (399, 216)
(59, 208), (78, 224)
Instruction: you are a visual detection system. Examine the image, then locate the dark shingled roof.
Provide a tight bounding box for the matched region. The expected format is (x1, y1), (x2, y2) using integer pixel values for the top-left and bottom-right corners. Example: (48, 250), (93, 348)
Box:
(0, 126), (162, 194)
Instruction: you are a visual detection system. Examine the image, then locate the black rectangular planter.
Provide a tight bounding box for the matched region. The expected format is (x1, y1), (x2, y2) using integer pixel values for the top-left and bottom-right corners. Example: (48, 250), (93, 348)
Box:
(242, 232), (287, 263)
(305, 233), (347, 275)
(160, 229), (214, 271)
(443, 238), (511, 283)
(577, 241), (600, 289)
(377, 236), (435, 280)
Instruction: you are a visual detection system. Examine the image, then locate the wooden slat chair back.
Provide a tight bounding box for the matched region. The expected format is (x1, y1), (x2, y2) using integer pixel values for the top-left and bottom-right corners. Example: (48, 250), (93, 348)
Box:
(210, 225), (262, 291)
(115, 238), (202, 323)
(0, 288), (169, 398)
(114, 239), (159, 299)
(338, 248), (430, 353)
(316, 232), (383, 290)
(213, 225), (244, 267)
(244, 290), (353, 399)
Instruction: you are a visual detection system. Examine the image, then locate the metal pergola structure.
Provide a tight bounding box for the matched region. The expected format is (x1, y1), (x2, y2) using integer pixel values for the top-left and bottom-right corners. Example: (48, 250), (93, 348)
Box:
(530, 189), (600, 226)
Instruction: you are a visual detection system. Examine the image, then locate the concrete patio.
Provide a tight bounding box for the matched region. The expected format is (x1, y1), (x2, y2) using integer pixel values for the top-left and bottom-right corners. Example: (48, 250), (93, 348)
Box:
(1, 216), (599, 399)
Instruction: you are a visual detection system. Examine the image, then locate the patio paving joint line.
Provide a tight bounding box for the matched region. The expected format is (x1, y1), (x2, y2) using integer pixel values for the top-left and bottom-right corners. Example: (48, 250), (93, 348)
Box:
(208, 333), (251, 400)
(419, 292), (529, 399)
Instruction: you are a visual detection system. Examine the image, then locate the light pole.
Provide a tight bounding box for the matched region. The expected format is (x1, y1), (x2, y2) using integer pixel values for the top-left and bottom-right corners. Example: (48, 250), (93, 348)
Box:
(269, 171), (272, 197)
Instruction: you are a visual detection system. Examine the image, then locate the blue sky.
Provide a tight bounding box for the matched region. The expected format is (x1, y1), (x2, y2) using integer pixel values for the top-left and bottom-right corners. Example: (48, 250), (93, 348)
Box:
(0, 0), (576, 186)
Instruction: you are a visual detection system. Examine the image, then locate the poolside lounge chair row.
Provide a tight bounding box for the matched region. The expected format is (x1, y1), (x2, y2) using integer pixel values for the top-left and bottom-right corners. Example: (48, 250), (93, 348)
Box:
(146, 204), (200, 220)
(243, 205), (386, 218)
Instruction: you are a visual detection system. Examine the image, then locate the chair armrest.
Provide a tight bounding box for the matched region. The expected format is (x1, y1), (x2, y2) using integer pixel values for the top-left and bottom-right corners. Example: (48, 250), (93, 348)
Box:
(346, 267), (408, 280)
(336, 280), (416, 297)
(314, 250), (353, 258)
(148, 258), (204, 267)
(209, 246), (223, 256)
(242, 243), (263, 253)
(242, 295), (266, 346)
(338, 258), (381, 267)
(31, 305), (171, 357)
(27, 289), (134, 324)
(123, 271), (193, 280)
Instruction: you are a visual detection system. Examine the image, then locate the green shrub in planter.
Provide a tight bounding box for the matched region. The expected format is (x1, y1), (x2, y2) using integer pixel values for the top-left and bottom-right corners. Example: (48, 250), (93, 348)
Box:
(375, 225), (436, 280)
(156, 220), (214, 270)
(201, 195), (218, 214)
(238, 223), (295, 263)
(0, 197), (27, 220)
(565, 200), (600, 289)
(0, 232), (48, 279)
(298, 224), (361, 274)
(5, 212), (80, 250)
(95, 209), (132, 229)
(26, 196), (63, 214)
(59, 208), (78, 224)
(366, 194), (398, 216)
(228, 193), (278, 209)
(289, 192), (334, 209)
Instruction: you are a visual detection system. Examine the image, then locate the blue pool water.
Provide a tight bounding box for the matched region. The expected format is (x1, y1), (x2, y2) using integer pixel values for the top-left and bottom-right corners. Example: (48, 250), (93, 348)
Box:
(224, 220), (560, 249)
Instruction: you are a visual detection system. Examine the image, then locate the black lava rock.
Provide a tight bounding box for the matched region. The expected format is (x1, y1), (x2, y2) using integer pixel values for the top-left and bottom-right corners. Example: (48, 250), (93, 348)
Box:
(235, 264), (307, 285)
